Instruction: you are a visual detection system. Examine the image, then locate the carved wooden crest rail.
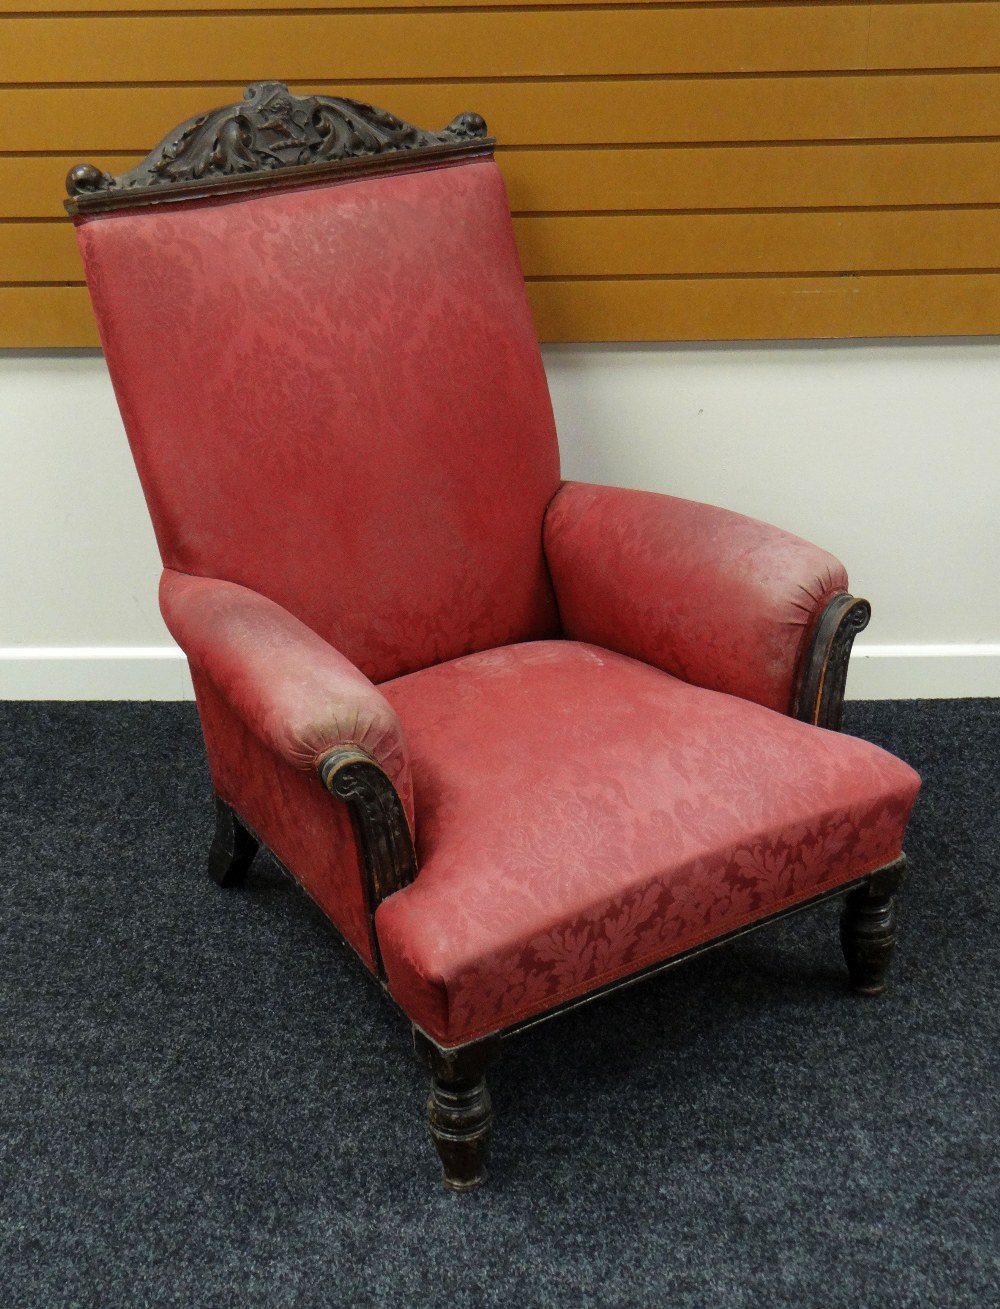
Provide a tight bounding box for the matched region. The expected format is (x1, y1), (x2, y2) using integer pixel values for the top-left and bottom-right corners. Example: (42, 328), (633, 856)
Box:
(65, 81), (492, 215)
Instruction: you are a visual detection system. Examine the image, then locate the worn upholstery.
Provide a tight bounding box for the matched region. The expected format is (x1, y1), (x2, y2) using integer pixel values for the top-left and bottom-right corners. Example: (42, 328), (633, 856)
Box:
(192, 669), (378, 969)
(545, 482), (849, 714)
(377, 642), (920, 1045)
(75, 148), (921, 1044)
(160, 569), (413, 825)
(75, 157), (561, 685)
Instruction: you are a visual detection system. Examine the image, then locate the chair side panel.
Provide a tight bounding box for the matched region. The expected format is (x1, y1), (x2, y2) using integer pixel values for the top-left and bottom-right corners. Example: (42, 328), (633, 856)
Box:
(193, 670), (376, 970)
(75, 158), (561, 682)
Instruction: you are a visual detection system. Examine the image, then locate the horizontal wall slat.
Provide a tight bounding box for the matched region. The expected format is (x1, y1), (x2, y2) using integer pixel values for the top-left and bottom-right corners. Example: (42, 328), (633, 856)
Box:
(10, 209), (1000, 283)
(0, 155), (141, 218)
(2, 224), (68, 278)
(5, 275), (1000, 348)
(0, 285), (97, 345)
(0, 222), (75, 278)
(0, 0), (782, 10)
(527, 274), (1000, 340)
(6, 73), (1000, 153)
(503, 143), (1000, 213)
(9, 142), (1000, 221)
(2, 7), (998, 85)
(4, 4), (998, 343)
(520, 211), (1000, 276)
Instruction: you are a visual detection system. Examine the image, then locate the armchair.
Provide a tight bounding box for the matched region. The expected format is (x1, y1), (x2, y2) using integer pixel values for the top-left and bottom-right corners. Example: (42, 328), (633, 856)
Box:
(66, 83), (919, 1190)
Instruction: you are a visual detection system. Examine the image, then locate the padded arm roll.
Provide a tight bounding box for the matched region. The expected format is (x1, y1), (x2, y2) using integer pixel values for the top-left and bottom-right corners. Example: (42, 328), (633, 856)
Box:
(543, 482), (849, 714)
(160, 570), (414, 828)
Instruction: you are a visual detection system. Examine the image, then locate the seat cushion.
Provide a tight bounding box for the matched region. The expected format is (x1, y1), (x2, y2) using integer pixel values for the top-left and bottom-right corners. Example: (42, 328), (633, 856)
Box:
(377, 642), (920, 1046)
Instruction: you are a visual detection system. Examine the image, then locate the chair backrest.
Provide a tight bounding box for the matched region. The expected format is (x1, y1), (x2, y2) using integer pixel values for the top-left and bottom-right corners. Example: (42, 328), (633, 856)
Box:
(69, 84), (562, 684)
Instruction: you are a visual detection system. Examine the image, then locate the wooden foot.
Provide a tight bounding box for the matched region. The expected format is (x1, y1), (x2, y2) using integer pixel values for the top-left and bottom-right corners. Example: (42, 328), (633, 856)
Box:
(413, 1029), (500, 1192)
(207, 795), (258, 888)
(840, 858), (906, 996)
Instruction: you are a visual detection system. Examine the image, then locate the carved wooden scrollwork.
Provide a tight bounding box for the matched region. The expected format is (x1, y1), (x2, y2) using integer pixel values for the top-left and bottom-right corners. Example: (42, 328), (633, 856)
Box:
(319, 746), (418, 974)
(793, 592), (872, 730)
(66, 81), (492, 212)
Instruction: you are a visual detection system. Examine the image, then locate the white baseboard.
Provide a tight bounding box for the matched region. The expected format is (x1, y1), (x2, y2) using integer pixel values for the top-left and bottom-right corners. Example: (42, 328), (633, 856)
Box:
(1, 643), (998, 701)
(846, 644), (1000, 700)
(0, 647), (194, 700)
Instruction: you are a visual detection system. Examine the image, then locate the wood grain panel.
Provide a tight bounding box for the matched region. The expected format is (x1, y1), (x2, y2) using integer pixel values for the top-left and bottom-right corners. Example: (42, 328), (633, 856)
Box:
(526, 274), (1000, 341)
(0, 222), (76, 280)
(0, 0), (774, 9)
(7, 274), (1000, 348)
(0, 156), (142, 218)
(11, 209), (1000, 284)
(6, 73), (1000, 153)
(3, 1), (998, 343)
(2, 7), (997, 85)
(868, 2), (1000, 71)
(500, 143), (1000, 213)
(0, 285), (98, 346)
(8, 142), (1000, 221)
(516, 210), (1000, 277)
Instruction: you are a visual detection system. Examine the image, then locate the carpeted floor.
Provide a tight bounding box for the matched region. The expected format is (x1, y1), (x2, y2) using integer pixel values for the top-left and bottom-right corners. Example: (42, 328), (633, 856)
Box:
(1, 698), (997, 1308)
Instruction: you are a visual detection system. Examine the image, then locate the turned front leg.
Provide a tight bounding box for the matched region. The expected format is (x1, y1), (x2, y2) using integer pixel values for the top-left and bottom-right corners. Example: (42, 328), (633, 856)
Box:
(840, 857), (907, 996)
(412, 1029), (500, 1191)
(207, 795), (259, 888)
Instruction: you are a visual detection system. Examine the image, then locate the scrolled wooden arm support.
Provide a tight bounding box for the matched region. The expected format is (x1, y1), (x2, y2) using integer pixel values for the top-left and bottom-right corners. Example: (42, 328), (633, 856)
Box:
(794, 592), (871, 730)
(319, 746), (418, 973)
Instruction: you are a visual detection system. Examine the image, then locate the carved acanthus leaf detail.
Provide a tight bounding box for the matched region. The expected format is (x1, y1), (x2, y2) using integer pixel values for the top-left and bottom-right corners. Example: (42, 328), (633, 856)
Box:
(66, 81), (489, 199)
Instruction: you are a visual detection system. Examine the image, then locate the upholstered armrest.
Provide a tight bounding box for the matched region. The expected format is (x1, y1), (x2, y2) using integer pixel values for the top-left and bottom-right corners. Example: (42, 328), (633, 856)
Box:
(159, 569), (414, 829)
(543, 482), (850, 715)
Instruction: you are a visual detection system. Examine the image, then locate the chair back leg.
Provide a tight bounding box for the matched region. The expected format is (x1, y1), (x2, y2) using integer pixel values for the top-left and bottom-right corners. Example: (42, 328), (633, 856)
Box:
(840, 857), (906, 995)
(207, 795), (259, 888)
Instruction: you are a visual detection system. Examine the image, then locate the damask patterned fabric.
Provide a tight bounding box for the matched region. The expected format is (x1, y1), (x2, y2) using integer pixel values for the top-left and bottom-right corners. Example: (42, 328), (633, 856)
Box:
(545, 482), (849, 715)
(75, 144), (922, 1050)
(160, 569), (414, 827)
(74, 157), (561, 684)
(192, 670), (377, 970)
(376, 642), (920, 1046)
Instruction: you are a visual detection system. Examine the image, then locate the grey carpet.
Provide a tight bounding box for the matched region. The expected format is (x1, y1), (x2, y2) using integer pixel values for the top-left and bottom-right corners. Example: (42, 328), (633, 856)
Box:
(1, 699), (997, 1308)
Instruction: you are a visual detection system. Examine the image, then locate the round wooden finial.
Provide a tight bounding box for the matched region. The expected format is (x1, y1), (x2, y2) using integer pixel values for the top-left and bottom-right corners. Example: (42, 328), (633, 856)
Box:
(66, 162), (113, 197)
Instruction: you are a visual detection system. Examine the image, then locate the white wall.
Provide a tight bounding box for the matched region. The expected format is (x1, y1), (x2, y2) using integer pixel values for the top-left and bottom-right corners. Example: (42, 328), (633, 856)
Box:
(1, 341), (998, 699)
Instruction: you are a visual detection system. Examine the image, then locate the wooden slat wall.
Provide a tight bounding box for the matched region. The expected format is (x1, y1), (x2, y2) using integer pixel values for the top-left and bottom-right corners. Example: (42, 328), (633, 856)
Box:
(2, 2), (999, 345)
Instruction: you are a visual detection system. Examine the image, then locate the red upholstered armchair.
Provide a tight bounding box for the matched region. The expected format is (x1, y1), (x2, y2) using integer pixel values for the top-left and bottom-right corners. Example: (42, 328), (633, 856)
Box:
(67, 83), (920, 1191)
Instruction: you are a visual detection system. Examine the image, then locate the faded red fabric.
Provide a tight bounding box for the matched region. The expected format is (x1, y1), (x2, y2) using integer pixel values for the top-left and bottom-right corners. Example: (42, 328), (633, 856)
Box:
(74, 157), (561, 685)
(192, 670), (377, 970)
(376, 642), (920, 1045)
(545, 482), (849, 714)
(75, 149), (922, 1043)
(160, 569), (413, 828)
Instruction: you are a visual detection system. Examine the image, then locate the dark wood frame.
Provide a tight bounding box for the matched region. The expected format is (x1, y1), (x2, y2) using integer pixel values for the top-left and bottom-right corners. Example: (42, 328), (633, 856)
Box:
(318, 748), (417, 975)
(793, 591), (872, 730)
(70, 85), (908, 1190)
